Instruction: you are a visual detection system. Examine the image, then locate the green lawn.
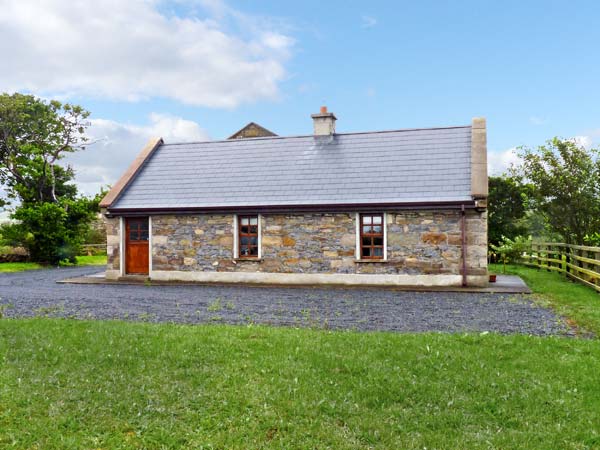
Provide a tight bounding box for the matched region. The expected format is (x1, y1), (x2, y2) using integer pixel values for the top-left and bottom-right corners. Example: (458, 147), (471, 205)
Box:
(0, 262), (43, 272)
(1, 265), (600, 448)
(1, 319), (600, 449)
(0, 254), (106, 272)
(73, 254), (107, 266)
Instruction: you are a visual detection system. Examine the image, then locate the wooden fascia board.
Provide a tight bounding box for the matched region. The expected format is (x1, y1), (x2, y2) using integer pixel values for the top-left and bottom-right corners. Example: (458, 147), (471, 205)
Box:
(99, 137), (164, 208)
(105, 200), (477, 217)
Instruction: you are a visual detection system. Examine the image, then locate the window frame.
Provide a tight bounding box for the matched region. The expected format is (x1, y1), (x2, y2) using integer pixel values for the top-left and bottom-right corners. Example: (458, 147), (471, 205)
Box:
(234, 214), (261, 259)
(356, 213), (387, 260)
(126, 217), (149, 242)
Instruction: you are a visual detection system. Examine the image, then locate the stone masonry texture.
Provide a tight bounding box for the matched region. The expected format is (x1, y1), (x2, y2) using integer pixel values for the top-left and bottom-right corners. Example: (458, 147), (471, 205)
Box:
(145, 210), (487, 277)
(104, 216), (120, 272)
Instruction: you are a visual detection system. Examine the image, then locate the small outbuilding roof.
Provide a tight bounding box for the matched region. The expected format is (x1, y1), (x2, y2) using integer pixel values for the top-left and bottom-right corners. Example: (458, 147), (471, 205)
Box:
(228, 122), (277, 139)
(105, 124), (475, 212)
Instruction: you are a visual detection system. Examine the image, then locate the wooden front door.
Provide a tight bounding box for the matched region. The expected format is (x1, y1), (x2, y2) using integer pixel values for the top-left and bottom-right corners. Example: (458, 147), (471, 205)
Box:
(126, 217), (149, 275)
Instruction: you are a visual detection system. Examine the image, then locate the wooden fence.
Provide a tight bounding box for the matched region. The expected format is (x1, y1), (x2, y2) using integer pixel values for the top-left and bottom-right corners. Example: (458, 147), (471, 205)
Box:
(522, 243), (600, 293)
(81, 243), (106, 256)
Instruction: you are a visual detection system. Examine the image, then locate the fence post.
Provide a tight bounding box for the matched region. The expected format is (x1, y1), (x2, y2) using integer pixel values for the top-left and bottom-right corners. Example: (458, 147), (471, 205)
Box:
(596, 249), (600, 292)
(528, 242), (600, 293)
(587, 249), (595, 284)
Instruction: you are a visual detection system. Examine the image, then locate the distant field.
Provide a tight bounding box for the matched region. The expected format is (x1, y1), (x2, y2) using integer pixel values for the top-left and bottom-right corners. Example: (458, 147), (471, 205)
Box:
(71, 254), (107, 266)
(0, 262), (43, 272)
(0, 255), (106, 272)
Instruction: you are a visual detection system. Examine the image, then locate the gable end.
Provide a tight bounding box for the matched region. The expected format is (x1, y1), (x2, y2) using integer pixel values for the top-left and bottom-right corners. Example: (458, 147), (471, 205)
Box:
(99, 137), (164, 208)
(228, 122), (277, 139)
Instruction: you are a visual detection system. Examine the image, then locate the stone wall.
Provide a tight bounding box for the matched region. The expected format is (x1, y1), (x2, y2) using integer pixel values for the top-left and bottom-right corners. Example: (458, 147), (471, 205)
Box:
(104, 216), (120, 278)
(147, 210), (487, 280)
(466, 210), (488, 276)
(152, 215), (234, 272)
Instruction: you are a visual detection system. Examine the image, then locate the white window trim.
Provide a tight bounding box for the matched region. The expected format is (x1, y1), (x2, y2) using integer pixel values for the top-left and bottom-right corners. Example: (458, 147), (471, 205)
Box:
(355, 213), (360, 260)
(148, 216), (153, 276)
(119, 216), (125, 276)
(383, 212), (388, 261)
(232, 214), (238, 258)
(257, 214), (262, 258)
(233, 214), (261, 258)
(355, 212), (387, 261)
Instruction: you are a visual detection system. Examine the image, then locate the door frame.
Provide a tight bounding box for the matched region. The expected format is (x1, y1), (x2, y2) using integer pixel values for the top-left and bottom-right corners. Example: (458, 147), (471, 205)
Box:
(123, 216), (151, 276)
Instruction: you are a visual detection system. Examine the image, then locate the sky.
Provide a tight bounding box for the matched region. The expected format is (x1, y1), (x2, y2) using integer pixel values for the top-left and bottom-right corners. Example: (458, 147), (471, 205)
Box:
(1, 0), (599, 199)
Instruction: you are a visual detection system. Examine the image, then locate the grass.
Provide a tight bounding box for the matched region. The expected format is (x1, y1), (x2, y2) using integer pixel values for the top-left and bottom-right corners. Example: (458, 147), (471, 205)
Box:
(1, 264), (599, 447)
(74, 254), (107, 266)
(1, 319), (600, 449)
(0, 262), (43, 272)
(490, 263), (600, 335)
(0, 254), (106, 272)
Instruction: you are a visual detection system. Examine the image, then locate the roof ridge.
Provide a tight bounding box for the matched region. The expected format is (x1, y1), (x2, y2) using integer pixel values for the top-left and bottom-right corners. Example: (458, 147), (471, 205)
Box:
(161, 124), (472, 147)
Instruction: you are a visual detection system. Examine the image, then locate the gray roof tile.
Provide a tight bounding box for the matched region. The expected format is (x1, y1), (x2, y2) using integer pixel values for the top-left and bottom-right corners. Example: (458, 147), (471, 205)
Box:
(112, 126), (473, 209)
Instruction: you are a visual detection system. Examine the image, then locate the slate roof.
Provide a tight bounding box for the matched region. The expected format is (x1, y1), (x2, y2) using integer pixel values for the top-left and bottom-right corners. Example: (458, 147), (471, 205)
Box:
(111, 125), (473, 210)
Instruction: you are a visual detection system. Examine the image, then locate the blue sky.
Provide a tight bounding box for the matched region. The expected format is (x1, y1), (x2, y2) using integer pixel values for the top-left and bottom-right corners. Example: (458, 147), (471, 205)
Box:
(1, 0), (599, 196)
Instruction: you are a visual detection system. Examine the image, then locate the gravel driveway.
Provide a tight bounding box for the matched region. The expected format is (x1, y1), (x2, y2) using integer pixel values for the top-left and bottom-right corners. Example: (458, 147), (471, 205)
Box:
(0, 266), (571, 335)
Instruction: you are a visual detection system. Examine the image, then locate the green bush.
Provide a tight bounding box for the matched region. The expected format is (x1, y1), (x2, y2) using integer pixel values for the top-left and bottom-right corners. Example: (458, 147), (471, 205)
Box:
(583, 232), (600, 247)
(490, 235), (532, 271)
(0, 198), (97, 265)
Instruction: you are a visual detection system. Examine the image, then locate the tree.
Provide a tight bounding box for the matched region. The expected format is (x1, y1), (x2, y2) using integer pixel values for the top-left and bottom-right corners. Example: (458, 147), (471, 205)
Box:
(515, 138), (600, 244)
(0, 93), (98, 264)
(487, 176), (530, 246)
(11, 160), (77, 206)
(0, 93), (89, 205)
(0, 195), (101, 265)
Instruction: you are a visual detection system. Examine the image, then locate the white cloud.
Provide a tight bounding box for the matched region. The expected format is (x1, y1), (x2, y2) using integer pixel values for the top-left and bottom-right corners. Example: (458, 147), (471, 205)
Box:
(573, 135), (593, 149)
(488, 147), (520, 175)
(0, 0), (293, 108)
(361, 15), (377, 28)
(529, 116), (545, 125)
(488, 134), (597, 178)
(297, 83), (316, 94)
(65, 114), (209, 196)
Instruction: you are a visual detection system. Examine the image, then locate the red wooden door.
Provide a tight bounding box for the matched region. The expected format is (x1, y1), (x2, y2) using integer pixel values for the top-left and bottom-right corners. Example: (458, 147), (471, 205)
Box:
(126, 217), (149, 275)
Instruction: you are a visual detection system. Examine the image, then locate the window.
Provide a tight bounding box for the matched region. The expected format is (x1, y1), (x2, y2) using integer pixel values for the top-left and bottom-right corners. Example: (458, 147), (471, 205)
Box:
(127, 217), (149, 242)
(360, 213), (384, 259)
(238, 215), (259, 257)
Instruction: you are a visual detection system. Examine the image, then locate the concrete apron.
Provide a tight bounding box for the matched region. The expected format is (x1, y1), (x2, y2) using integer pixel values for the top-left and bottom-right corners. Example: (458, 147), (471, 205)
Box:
(58, 272), (531, 294)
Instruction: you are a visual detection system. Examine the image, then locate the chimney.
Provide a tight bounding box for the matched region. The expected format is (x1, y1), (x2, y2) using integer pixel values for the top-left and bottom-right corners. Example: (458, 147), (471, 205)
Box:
(311, 106), (337, 136)
(470, 117), (488, 200)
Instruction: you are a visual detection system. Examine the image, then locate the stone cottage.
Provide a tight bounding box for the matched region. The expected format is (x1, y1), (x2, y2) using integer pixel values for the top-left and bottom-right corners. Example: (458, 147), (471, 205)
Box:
(100, 107), (488, 287)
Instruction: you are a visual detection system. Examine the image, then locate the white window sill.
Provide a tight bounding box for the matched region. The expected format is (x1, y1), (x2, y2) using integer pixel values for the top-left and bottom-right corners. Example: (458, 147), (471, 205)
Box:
(354, 259), (389, 263)
(233, 257), (263, 262)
